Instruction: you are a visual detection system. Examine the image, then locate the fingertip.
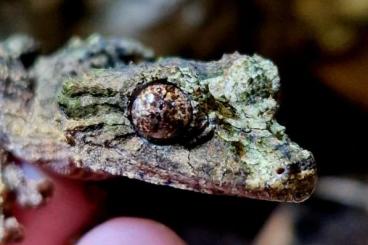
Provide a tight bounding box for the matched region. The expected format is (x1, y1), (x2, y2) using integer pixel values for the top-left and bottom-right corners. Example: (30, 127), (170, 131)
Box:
(11, 174), (99, 245)
(77, 217), (186, 245)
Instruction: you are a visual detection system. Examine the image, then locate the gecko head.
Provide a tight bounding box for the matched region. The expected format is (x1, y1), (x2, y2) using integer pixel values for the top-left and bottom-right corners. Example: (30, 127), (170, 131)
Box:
(56, 53), (316, 202)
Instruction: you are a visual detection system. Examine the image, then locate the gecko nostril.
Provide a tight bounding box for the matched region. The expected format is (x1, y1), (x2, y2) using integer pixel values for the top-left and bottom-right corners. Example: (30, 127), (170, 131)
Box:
(276, 167), (285, 175)
(129, 81), (192, 142)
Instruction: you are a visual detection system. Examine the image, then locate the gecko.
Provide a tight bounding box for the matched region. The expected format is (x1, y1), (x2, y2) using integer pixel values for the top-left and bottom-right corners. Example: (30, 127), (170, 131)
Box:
(0, 34), (316, 243)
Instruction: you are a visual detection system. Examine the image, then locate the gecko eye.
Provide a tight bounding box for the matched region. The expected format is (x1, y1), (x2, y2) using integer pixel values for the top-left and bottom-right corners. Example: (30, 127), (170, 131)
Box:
(129, 81), (192, 143)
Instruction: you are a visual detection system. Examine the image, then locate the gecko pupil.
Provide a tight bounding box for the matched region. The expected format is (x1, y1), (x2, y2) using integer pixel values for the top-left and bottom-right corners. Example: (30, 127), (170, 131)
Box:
(130, 82), (192, 142)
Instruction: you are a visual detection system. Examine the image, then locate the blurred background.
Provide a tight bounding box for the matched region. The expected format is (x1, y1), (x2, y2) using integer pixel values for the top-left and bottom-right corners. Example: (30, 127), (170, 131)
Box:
(1, 0), (367, 244)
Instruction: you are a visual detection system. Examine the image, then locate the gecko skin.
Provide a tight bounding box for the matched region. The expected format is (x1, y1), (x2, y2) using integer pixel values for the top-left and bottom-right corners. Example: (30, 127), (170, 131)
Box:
(0, 35), (316, 242)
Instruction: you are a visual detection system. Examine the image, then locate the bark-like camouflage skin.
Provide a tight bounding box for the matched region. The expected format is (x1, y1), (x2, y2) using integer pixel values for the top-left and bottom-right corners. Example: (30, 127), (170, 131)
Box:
(0, 33), (317, 200)
(0, 34), (317, 242)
